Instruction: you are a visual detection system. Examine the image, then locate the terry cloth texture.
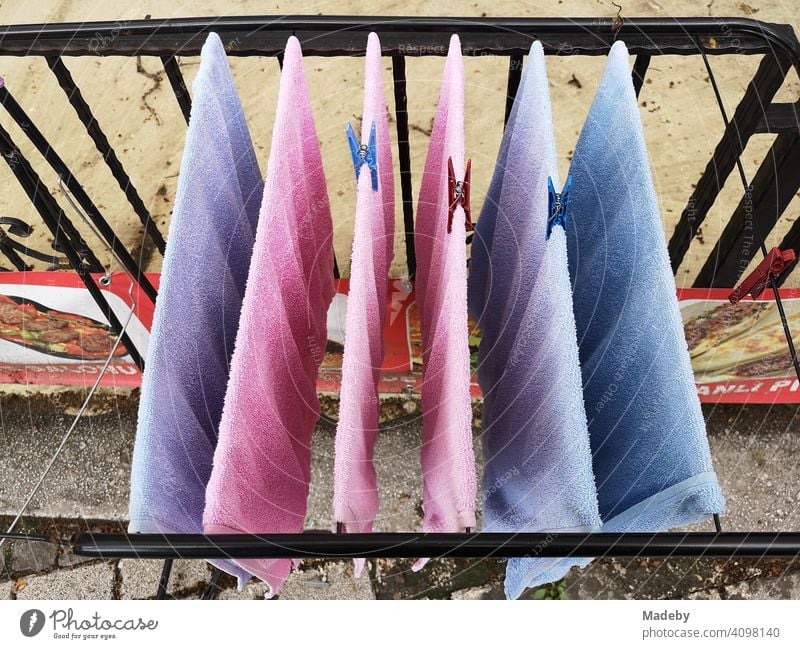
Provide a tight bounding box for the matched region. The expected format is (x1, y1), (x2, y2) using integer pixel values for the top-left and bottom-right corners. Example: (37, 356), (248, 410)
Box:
(203, 35), (335, 598)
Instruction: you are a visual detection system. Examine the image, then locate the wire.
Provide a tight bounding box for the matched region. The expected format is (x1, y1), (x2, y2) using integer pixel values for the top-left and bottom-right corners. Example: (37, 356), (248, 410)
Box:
(0, 532), (69, 547)
(0, 178), (140, 551)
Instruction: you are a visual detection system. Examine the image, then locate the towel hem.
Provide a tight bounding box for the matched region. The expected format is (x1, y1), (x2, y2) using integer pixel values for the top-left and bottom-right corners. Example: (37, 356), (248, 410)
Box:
(601, 472), (725, 533)
(204, 522), (295, 597)
(501, 524), (600, 599)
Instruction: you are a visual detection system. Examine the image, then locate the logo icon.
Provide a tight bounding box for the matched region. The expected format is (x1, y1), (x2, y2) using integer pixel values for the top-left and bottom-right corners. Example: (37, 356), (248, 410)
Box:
(20, 609), (45, 637)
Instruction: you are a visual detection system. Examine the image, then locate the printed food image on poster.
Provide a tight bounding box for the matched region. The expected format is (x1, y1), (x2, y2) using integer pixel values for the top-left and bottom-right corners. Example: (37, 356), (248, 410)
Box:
(0, 272), (155, 388)
(680, 288), (800, 403)
(1, 274), (799, 403)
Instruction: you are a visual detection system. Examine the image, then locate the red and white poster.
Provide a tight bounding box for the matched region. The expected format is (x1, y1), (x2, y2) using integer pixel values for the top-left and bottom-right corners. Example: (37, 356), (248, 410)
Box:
(0, 272), (155, 388)
(0, 273), (798, 403)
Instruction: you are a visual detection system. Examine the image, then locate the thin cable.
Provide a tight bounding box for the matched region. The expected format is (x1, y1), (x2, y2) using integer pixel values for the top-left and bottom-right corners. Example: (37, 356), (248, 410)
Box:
(0, 283), (135, 549)
(58, 177), (112, 284)
(697, 40), (800, 386)
(0, 532), (69, 546)
(0, 179), (141, 550)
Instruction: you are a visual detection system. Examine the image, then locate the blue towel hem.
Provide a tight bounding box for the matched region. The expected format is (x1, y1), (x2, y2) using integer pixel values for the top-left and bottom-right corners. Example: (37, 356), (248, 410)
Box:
(601, 471), (725, 533)
(503, 523), (600, 600)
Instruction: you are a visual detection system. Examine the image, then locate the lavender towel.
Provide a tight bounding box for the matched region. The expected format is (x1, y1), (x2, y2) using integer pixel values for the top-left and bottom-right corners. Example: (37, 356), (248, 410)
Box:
(468, 42), (601, 600)
(127, 33), (261, 586)
(566, 42), (725, 536)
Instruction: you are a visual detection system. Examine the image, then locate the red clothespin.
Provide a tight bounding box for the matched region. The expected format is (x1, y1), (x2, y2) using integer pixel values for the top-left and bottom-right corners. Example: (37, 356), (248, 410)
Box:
(447, 157), (472, 234)
(728, 247), (797, 304)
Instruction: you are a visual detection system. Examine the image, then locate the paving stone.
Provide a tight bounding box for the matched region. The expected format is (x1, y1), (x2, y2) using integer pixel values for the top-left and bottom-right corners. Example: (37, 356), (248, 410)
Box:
(14, 561), (115, 600)
(723, 572), (800, 599)
(0, 399), (137, 520)
(561, 557), (800, 600)
(57, 548), (96, 568)
(451, 584), (497, 600)
(563, 558), (715, 600)
(118, 559), (211, 600)
(11, 540), (58, 574)
(216, 580), (270, 600)
(373, 557), (504, 600)
(685, 588), (723, 600)
(279, 562), (375, 600)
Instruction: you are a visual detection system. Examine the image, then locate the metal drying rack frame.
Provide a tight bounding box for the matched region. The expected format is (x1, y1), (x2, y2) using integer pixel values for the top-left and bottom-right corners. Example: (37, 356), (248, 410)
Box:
(1, 15), (800, 599)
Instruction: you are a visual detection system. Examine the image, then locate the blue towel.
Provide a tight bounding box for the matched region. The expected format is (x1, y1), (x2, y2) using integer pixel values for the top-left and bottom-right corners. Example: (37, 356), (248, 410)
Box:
(468, 42), (601, 600)
(128, 33), (262, 586)
(567, 41), (724, 536)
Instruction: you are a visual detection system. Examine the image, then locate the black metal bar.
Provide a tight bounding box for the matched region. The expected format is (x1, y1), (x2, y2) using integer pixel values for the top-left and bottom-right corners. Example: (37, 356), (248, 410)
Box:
(632, 53), (651, 98)
(46, 56), (167, 255)
(0, 113), (104, 274)
(668, 52), (792, 273)
(392, 55), (415, 279)
(0, 124), (145, 370)
(0, 238), (29, 270)
(0, 17), (797, 58)
(0, 84), (158, 304)
(695, 132), (800, 288)
(155, 559), (173, 599)
(755, 102), (800, 134)
(504, 53), (523, 127)
(696, 41), (800, 387)
(70, 532), (800, 559)
(201, 567), (224, 600)
(160, 55), (191, 125)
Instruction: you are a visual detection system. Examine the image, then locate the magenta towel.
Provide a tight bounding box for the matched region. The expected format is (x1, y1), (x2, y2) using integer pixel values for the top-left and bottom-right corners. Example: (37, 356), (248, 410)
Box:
(333, 32), (395, 549)
(203, 35), (335, 598)
(414, 35), (477, 536)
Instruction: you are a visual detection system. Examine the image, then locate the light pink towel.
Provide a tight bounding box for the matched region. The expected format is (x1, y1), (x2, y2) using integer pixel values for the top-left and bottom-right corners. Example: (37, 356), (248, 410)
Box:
(414, 35), (477, 542)
(333, 32), (395, 555)
(203, 36), (335, 598)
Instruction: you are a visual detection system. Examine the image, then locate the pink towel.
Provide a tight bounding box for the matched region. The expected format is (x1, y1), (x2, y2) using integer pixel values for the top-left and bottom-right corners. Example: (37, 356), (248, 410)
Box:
(203, 35), (335, 598)
(333, 32), (395, 557)
(413, 35), (477, 542)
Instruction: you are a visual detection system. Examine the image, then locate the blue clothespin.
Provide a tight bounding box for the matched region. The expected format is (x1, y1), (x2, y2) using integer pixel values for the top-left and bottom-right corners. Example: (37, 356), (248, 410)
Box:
(547, 174), (572, 239)
(346, 121), (379, 192)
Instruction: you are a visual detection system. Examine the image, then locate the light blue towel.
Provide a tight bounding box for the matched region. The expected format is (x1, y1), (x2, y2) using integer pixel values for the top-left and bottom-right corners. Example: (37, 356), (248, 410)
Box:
(566, 42), (725, 535)
(468, 43), (601, 600)
(128, 33), (262, 585)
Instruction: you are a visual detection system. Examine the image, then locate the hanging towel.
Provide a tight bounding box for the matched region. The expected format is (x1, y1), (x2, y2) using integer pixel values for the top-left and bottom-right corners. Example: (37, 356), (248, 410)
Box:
(468, 42), (601, 600)
(203, 35), (335, 598)
(127, 33), (261, 587)
(566, 41), (724, 538)
(413, 34), (477, 542)
(333, 32), (395, 560)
